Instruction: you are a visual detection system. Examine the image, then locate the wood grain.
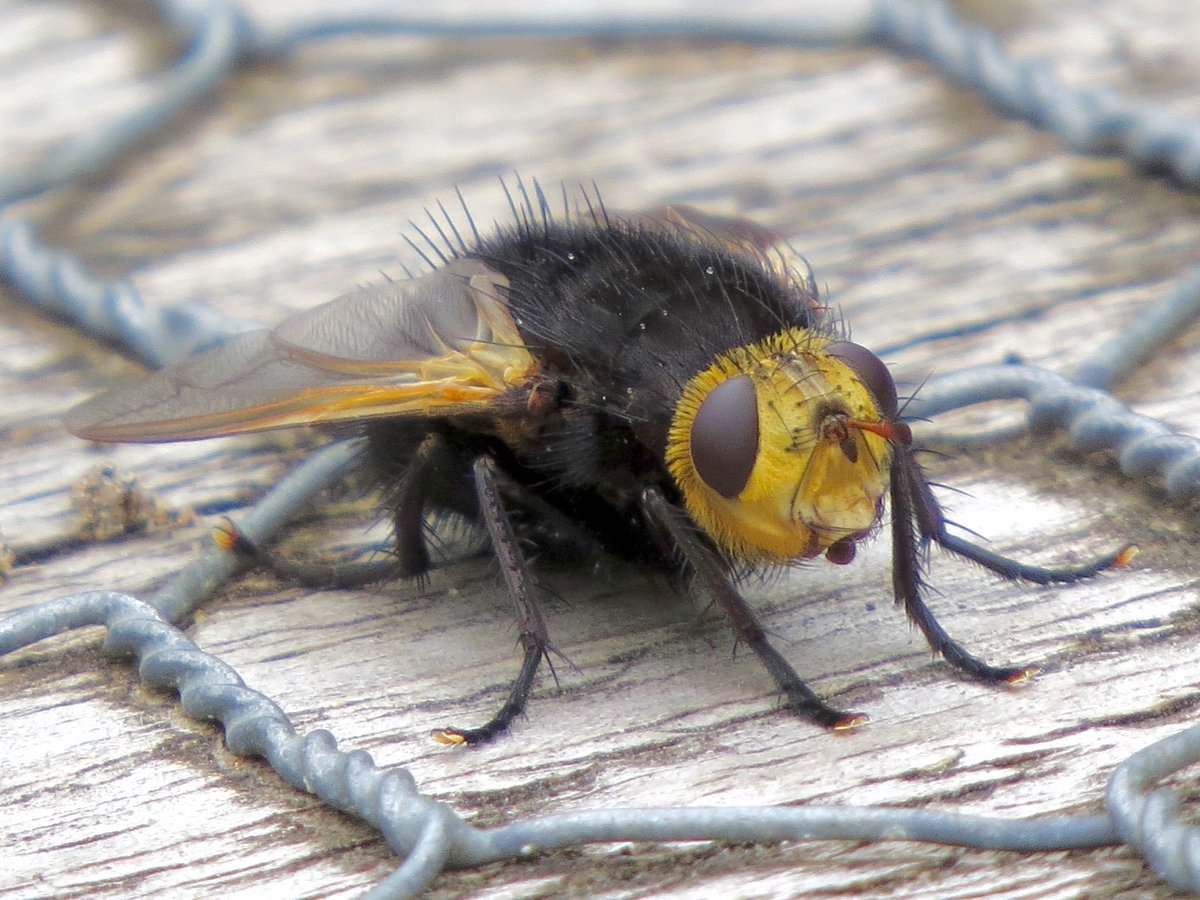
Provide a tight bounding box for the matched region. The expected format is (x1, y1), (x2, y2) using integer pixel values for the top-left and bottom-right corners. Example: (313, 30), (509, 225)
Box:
(2, 1), (1199, 897)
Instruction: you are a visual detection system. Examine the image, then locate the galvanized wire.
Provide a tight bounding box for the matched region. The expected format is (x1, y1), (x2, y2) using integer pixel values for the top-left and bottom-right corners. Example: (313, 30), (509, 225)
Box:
(0, 2), (251, 209)
(912, 366), (1200, 501)
(1110, 724), (1200, 893)
(3, 0), (1200, 896)
(873, 0), (1200, 183)
(0, 585), (1123, 900)
(1074, 261), (1200, 390)
(0, 219), (253, 368)
(6, 0), (1200, 382)
(870, 0), (1200, 391)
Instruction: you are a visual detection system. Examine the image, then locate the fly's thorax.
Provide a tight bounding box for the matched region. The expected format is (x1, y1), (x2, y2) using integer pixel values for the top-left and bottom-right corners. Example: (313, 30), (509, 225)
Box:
(666, 328), (901, 565)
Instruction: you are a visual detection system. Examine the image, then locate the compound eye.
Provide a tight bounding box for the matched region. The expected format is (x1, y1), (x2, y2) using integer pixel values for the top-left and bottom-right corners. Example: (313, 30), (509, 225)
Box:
(690, 374), (758, 498)
(825, 341), (899, 420)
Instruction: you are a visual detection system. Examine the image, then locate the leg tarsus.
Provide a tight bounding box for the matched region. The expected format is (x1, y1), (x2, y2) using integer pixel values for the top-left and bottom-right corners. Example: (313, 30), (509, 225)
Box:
(900, 448), (1134, 583)
(890, 448), (1133, 683)
(259, 546), (401, 588)
(433, 641), (544, 745)
(212, 512), (402, 588)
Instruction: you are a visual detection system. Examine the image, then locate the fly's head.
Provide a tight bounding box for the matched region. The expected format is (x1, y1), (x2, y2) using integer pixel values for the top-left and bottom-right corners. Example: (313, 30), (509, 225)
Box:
(667, 329), (911, 565)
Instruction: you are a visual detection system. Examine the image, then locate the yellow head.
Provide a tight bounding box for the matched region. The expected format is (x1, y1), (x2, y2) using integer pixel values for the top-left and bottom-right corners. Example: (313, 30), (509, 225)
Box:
(666, 329), (910, 565)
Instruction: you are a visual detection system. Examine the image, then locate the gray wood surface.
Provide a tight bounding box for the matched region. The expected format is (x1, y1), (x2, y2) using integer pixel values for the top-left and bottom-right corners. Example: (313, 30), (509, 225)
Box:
(2, 1), (1199, 897)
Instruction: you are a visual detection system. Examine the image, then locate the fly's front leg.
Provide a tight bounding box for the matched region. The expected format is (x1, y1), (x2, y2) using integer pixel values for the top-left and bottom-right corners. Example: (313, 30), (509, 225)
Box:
(641, 487), (867, 730)
(889, 449), (1134, 684)
(889, 454), (1030, 683)
(900, 450), (1136, 583)
(432, 455), (553, 745)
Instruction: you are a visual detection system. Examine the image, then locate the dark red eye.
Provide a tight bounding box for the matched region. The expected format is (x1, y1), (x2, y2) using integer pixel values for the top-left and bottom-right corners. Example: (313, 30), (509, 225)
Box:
(825, 341), (899, 420)
(691, 374), (758, 498)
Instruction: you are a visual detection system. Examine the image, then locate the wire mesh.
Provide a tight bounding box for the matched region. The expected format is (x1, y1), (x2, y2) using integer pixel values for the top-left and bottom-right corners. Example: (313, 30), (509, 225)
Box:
(2, 1), (1199, 897)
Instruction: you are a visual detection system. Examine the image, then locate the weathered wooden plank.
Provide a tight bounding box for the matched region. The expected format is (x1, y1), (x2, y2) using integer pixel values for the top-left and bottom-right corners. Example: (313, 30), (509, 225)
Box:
(2, 1), (1199, 897)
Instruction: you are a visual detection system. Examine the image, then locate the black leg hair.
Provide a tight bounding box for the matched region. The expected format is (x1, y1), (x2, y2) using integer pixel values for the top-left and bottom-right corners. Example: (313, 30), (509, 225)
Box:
(254, 545), (402, 589)
(212, 507), (401, 589)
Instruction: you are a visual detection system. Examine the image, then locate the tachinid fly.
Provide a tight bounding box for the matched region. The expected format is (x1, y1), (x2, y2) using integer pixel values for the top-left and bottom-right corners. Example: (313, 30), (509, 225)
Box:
(67, 181), (1134, 743)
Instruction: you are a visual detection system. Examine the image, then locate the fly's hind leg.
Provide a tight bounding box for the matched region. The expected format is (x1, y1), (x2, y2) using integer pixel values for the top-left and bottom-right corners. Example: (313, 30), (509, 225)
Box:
(641, 486), (867, 730)
(432, 455), (555, 745)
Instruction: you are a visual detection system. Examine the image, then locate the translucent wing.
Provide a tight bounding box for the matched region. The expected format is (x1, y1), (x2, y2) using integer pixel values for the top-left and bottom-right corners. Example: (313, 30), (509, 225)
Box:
(66, 259), (535, 442)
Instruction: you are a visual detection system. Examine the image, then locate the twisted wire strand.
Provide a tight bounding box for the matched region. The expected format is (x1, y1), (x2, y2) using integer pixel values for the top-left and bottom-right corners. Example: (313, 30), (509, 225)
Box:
(1109, 724), (1200, 893)
(0, 219), (253, 368)
(4, 1), (1200, 386)
(150, 439), (362, 623)
(914, 365), (1200, 500)
(0, 3), (252, 209)
(1073, 262), (1200, 390)
(3, 0), (1200, 895)
(0, 590), (1124, 900)
(2, 401), (1195, 895)
(870, 0), (1200, 390)
(872, 0), (1200, 183)
(0, 592), (465, 899)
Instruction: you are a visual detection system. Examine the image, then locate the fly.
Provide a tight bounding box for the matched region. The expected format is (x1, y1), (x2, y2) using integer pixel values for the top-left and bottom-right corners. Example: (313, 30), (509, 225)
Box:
(66, 180), (1135, 743)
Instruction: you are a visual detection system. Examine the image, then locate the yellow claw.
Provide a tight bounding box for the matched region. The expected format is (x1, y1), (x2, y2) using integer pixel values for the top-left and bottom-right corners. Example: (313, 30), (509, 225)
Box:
(1114, 545), (1140, 568)
(832, 712), (871, 732)
(1004, 666), (1041, 687)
